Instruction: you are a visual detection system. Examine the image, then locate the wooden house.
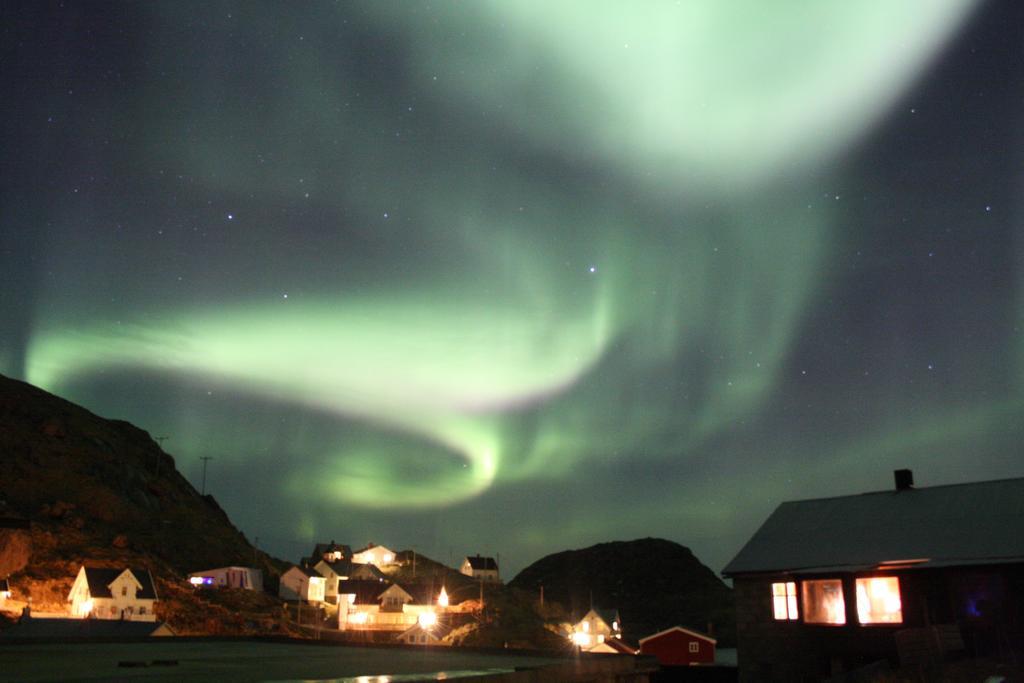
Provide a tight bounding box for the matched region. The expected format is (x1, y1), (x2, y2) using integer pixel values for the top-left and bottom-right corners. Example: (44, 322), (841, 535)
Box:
(723, 471), (1024, 682)
(460, 555), (500, 583)
(68, 567), (158, 621)
(638, 626), (716, 666)
(278, 565), (326, 603)
(306, 541), (352, 565)
(395, 620), (451, 646)
(352, 543), (397, 567)
(570, 608), (623, 650)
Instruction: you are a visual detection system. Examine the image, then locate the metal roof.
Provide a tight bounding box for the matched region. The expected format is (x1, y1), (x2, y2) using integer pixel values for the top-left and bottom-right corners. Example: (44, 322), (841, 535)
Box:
(723, 476), (1024, 577)
(83, 568), (158, 600)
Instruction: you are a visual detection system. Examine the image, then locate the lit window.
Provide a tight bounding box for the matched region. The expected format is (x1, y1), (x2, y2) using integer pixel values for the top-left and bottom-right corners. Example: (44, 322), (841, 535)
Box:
(802, 579), (846, 625)
(771, 582), (799, 620)
(689, 642), (699, 653)
(856, 577), (902, 624)
(582, 621), (590, 632)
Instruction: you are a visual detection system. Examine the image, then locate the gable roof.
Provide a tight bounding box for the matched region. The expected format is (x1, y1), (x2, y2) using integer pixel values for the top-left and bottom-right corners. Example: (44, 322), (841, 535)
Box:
(285, 565), (323, 579)
(639, 625), (716, 646)
(82, 568), (158, 600)
(576, 608), (619, 630)
(723, 476), (1024, 576)
(589, 638), (637, 655)
(312, 541), (352, 559)
(378, 583), (414, 603)
(464, 555), (498, 570)
(337, 579), (390, 604)
(350, 563), (388, 581)
(315, 560), (354, 578)
(354, 542), (394, 555)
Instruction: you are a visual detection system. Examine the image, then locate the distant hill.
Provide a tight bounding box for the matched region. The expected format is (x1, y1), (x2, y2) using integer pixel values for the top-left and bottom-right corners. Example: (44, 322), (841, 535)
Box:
(509, 538), (735, 645)
(0, 374), (289, 634)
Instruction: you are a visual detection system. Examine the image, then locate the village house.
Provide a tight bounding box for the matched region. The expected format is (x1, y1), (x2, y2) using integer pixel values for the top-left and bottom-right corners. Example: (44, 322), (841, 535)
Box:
(314, 559), (387, 603)
(460, 555), (500, 583)
(337, 579), (449, 632)
(278, 565), (326, 603)
(570, 608), (623, 650)
(638, 626), (716, 666)
(188, 566), (262, 591)
(396, 619), (452, 646)
(723, 471), (1024, 682)
(305, 541), (353, 566)
(352, 543), (397, 567)
(68, 566), (158, 621)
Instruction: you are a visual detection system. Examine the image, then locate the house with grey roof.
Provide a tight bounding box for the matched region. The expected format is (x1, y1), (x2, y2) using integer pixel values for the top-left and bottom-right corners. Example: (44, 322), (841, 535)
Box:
(460, 555), (500, 583)
(723, 470), (1024, 682)
(278, 565), (326, 603)
(67, 566), (158, 621)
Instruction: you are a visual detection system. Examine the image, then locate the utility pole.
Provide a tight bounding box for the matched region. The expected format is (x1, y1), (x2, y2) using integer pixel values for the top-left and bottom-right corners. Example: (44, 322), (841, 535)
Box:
(154, 436), (169, 478)
(199, 456), (213, 495)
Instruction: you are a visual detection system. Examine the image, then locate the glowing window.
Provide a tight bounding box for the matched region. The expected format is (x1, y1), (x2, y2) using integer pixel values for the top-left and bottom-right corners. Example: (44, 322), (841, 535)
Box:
(856, 577), (902, 624)
(771, 582), (799, 620)
(802, 579), (846, 625)
(689, 642), (699, 653)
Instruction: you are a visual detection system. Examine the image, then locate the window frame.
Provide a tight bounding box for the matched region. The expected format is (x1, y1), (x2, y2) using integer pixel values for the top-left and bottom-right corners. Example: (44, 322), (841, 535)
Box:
(771, 581), (799, 621)
(855, 575), (903, 626)
(801, 578), (847, 626)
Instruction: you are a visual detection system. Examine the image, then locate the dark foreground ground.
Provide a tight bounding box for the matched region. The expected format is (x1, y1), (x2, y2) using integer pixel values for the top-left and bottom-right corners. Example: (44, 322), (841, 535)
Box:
(0, 639), (571, 682)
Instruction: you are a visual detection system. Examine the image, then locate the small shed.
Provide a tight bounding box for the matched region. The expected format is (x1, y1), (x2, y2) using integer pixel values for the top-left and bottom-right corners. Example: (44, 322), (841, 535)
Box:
(639, 626), (716, 665)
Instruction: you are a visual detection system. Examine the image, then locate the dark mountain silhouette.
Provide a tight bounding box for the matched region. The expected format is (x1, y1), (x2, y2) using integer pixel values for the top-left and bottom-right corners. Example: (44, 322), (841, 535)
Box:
(0, 373), (288, 633)
(510, 538), (735, 645)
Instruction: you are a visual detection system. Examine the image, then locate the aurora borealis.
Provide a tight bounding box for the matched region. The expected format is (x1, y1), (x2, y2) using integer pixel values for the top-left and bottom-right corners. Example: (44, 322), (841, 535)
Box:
(2, 1), (1022, 575)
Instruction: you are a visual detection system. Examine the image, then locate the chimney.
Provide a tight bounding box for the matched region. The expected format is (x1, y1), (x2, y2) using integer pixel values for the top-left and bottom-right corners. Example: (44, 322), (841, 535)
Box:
(894, 469), (914, 491)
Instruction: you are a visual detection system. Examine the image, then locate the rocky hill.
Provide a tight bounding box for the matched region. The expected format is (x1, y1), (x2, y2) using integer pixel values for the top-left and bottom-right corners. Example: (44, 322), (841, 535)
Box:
(0, 373), (289, 634)
(509, 538), (735, 646)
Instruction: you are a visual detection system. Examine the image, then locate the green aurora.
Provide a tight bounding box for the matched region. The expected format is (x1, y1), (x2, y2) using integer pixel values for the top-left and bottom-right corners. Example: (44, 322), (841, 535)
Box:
(6, 0), (1022, 572)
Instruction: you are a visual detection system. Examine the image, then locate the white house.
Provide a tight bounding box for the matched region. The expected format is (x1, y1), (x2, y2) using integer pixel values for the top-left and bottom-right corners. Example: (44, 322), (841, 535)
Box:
(395, 619), (451, 646)
(68, 567), (158, 621)
(352, 543), (397, 567)
(278, 566), (325, 603)
(570, 608), (622, 650)
(314, 560), (388, 603)
(188, 566), (262, 591)
(460, 555), (500, 583)
(337, 580), (447, 631)
(0, 578), (10, 606)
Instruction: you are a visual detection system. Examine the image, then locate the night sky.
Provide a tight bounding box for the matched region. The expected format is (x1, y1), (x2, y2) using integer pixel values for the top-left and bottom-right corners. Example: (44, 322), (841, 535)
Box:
(2, 1), (1022, 577)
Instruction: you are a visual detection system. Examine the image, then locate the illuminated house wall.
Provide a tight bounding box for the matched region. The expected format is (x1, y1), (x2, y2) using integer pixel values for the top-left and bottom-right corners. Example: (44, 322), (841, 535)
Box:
(724, 473), (1024, 682)
(67, 566), (158, 622)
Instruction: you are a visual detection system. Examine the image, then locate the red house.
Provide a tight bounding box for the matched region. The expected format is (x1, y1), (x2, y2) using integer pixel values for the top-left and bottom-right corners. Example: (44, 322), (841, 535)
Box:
(639, 626), (716, 665)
